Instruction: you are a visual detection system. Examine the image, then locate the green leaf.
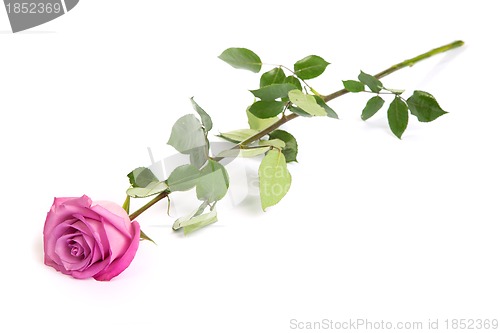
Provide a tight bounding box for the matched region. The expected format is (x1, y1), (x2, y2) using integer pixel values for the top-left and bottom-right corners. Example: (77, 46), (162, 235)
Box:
(387, 96), (409, 139)
(259, 150), (292, 211)
(218, 128), (259, 143)
(250, 83), (297, 101)
(167, 164), (201, 192)
(343, 80), (365, 92)
(288, 106), (312, 118)
(248, 100), (286, 118)
(407, 90), (448, 122)
(167, 114), (207, 154)
(127, 167), (159, 188)
(358, 71), (383, 93)
(294, 55), (330, 80)
(237, 146), (271, 158)
(260, 67), (286, 87)
(284, 75), (302, 90)
(288, 89), (327, 116)
(269, 129), (298, 163)
(172, 201), (207, 230)
(218, 47), (262, 73)
(173, 205), (218, 235)
(216, 146), (271, 158)
(196, 160), (230, 202)
(362, 96), (385, 121)
(247, 109), (278, 131)
(183, 210), (218, 235)
(189, 145), (209, 169)
(127, 181), (169, 198)
(126, 167), (168, 198)
(313, 96), (338, 119)
(190, 97), (213, 132)
(384, 87), (405, 95)
(259, 139), (286, 149)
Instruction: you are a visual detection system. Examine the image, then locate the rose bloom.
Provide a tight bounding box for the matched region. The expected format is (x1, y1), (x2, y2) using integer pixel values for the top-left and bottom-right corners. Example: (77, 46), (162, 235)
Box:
(43, 195), (140, 281)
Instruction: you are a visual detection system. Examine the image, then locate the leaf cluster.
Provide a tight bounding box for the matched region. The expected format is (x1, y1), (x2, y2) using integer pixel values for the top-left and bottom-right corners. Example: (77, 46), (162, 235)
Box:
(343, 72), (448, 138)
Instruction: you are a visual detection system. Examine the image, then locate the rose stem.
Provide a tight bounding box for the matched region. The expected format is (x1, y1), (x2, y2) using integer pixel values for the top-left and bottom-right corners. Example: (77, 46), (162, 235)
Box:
(129, 191), (169, 220)
(129, 40), (465, 220)
(237, 40), (464, 147)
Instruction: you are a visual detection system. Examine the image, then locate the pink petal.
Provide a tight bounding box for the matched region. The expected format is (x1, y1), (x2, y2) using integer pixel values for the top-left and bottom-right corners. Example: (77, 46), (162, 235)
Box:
(44, 196), (98, 238)
(93, 221), (141, 281)
(92, 201), (132, 236)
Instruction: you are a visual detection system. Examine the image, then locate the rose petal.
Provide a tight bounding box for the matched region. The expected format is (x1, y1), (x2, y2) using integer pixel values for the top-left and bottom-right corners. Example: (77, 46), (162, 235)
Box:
(70, 257), (110, 279)
(93, 221), (141, 281)
(92, 202), (132, 236)
(43, 195), (99, 237)
(44, 219), (78, 266)
(72, 216), (109, 257)
(55, 233), (91, 271)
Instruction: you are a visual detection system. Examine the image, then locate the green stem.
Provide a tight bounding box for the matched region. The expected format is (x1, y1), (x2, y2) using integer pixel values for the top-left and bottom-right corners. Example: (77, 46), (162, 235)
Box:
(243, 40), (464, 143)
(129, 191), (169, 221)
(129, 40), (464, 224)
(323, 40), (464, 102)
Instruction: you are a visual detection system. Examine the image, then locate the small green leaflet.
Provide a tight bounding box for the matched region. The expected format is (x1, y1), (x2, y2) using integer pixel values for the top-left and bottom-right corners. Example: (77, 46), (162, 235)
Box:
(172, 201), (208, 231)
(268, 129), (298, 163)
(218, 128), (259, 143)
(126, 167), (168, 198)
(294, 55), (330, 80)
(259, 150), (292, 211)
(407, 90), (448, 122)
(196, 160), (230, 202)
(248, 100), (286, 118)
(288, 89), (327, 116)
(172, 202), (218, 235)
(167, 164), (201, 192)
(259, 138), (286, 149)
(167, 114), (207, 154)
(358, 71), (383, 93)
(127, 181), (169, 198)
(247, 109), (278, 131)
(387, 96), (409, 139)
(189, 145), (209, 169)
(362, 96), (385, 121)
(190, 97), (213, 132)
(284, 76), (302, 90)
(216, 146), (271, 158)
(314, 96), (338, 119)
(343, 80), (365, 92)
(183, 211), (218, 235)
(127, 167), (159, 188)
(260, 67), (286, 87)
(218, 47), (262, 73)
(384, 87), (405, 95)
(250, 83), (297, 101)
(289, 106), (312, 118)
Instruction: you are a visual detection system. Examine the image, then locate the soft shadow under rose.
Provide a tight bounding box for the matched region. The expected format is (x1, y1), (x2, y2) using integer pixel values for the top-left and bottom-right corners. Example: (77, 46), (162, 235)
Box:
(43, 195), (140, 281)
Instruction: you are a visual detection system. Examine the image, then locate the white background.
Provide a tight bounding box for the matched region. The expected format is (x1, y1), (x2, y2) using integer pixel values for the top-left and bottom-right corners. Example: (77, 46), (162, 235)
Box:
(1, 1), (499, 332)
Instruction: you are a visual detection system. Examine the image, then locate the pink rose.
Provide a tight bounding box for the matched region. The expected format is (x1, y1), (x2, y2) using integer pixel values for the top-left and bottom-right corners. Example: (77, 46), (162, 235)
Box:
(43, 195), (141, 281)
